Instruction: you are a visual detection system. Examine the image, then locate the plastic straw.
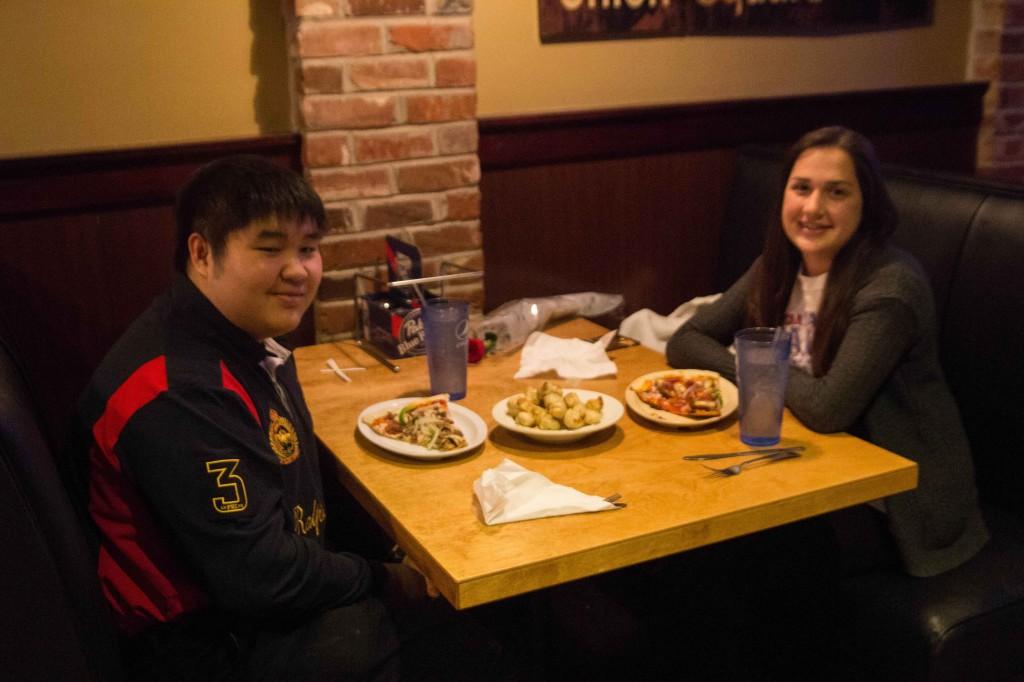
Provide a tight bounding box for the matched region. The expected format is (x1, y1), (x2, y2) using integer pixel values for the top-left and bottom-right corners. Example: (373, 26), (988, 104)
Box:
(771, 325), (788, 361)
(326, 358), (352, 382)
(412, 283), (429, 308)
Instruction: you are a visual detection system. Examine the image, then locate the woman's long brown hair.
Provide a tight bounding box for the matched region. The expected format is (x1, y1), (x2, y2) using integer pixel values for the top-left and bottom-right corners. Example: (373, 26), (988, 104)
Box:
(747, 127), (898, 376)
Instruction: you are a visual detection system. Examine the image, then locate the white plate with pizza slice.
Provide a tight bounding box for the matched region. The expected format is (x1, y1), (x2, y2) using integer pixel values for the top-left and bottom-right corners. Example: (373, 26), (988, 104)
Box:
(625, 369), (738, 428)
(358, 396), (487, 460)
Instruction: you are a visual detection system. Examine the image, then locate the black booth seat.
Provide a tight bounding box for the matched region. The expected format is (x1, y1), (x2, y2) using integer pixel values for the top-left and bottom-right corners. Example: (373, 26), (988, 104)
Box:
(841, 508), (1024, 682)
(719, 147), (1024, 682)
(0, 332), (123, 681)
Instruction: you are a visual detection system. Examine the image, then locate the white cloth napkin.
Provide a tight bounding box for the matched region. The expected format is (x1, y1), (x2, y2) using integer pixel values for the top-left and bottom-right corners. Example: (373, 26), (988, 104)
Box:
(513, 331), (617, 379)
(618, 293), (722, 354)
(473, 458), (618, 525)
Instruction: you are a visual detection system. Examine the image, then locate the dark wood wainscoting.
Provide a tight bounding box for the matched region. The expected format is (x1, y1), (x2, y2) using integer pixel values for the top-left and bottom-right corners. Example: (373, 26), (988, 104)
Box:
(0, 135), (302, 452)
(479, 83), (987, 317)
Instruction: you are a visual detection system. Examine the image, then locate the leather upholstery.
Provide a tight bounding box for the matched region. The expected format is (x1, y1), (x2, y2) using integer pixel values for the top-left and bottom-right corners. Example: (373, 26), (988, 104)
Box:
(721, 147), (1024, 682)
(941, 194), (1024, 518)
(716, 147), (782, 293)
(884, 170), (986, 322)
(0, 330), (123, 680)
(841, 508), (1024, 682)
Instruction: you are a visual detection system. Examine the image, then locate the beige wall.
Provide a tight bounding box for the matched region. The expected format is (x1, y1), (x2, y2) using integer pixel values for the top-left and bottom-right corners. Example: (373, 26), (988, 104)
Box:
(0, 1), (291, 159)
(0, 1), (973, 158)
(474, 0), (973, 117)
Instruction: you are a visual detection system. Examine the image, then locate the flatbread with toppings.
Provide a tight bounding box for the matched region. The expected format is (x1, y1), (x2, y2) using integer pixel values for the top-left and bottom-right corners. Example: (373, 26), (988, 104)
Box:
(362, 394), (467, 451)
(626, 370), (738, 428)
(631, 373), (723, 418)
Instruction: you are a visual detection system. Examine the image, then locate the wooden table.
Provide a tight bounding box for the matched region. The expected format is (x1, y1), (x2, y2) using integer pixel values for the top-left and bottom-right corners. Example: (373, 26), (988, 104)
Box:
(295, 319), (917, 610)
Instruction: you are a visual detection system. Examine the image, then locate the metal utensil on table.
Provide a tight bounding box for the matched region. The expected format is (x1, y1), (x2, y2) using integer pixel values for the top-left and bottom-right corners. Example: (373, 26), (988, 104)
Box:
(701, 450), (801, 477)
(682, 445), (806, 462)
(352, 339), (401, 373)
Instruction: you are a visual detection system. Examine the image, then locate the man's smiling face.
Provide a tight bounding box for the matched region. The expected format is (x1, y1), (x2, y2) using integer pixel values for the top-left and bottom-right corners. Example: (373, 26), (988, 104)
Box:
(188, 216), (323, 340)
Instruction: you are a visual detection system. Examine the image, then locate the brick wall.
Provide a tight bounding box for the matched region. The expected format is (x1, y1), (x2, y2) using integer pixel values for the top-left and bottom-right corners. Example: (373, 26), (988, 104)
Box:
(287, 0), (482, 341)
(972, 0), (1024, 182)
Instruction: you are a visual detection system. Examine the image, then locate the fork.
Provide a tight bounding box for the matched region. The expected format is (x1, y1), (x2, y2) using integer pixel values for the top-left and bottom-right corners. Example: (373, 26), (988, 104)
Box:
(701, 450), (801, 477)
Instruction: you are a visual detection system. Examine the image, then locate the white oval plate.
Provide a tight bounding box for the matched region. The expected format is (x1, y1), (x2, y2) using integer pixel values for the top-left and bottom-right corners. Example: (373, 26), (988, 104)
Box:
(625, 369), (738, 428)
(357, 398), (487, 460)
(491, 389), (624, 444)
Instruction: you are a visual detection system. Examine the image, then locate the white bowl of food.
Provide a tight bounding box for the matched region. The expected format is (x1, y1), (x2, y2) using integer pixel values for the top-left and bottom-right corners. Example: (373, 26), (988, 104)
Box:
(491, 383), (624, 444)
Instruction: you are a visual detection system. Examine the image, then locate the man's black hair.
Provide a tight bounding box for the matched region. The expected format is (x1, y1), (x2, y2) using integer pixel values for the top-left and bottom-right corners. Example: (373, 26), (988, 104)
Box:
(173, 155), (326, 273)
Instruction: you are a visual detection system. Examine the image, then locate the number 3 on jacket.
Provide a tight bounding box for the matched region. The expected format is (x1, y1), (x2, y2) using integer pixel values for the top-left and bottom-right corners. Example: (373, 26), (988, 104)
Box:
(205, 459), (249, 513)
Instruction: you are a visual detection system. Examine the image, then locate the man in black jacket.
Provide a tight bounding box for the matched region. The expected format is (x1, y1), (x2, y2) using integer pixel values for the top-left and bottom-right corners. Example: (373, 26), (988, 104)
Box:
(79, 156), (497, 680)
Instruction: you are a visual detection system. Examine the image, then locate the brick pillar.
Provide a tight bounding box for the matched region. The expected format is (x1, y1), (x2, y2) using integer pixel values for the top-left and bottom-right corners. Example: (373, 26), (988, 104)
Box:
(971, 0), (1024, 182)
(287, 0), (482, 341)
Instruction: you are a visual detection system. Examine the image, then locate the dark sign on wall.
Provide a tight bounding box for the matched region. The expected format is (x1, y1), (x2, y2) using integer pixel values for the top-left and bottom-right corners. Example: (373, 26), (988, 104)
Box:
(539, 0), (933, 43)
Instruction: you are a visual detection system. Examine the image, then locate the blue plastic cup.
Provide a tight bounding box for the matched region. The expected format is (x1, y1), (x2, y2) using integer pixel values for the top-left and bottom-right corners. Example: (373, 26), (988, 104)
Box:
(422, 298), (470, 400)
(734, 327), (792, 447)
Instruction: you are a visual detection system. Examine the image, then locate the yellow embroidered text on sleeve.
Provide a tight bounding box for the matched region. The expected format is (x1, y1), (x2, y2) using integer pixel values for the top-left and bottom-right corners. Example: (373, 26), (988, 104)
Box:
(292, 499), (327, 537)
(205, 459), (249, 513)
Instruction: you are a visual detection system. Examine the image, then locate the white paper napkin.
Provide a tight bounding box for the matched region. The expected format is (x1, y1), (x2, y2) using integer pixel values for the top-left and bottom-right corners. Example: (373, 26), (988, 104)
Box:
(473, 458), (618, 525)
(513, 331), (618, 379)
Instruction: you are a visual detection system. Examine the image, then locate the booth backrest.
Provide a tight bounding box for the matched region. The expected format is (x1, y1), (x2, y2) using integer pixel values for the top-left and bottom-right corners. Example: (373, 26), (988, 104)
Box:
(719, 147), (1024, 518)
(0, 330), (123, 681)
(939, 192), (1024, 517)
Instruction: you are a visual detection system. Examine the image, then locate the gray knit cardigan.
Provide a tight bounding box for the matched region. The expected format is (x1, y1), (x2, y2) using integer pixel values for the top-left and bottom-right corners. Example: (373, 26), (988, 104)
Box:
(666, 247), (988, 577)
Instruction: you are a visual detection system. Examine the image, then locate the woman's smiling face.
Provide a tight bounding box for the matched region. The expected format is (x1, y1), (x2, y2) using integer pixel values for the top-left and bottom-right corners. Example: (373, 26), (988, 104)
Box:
(781, 146), (864, 276)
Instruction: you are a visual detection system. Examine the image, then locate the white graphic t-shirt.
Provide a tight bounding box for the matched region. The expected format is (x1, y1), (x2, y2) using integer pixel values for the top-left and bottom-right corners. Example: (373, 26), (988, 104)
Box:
(784, 270), (828, 372)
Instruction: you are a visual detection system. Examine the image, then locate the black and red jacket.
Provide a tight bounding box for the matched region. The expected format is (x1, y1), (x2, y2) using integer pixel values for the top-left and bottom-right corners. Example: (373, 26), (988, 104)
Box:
(79, 276), (373, 636)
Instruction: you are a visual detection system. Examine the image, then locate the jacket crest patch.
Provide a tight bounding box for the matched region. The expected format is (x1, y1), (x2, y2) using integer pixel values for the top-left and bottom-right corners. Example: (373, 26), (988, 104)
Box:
(269, 408), (300, 464)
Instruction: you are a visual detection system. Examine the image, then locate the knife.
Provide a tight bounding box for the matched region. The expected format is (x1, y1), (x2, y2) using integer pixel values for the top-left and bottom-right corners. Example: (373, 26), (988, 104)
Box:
(682, 445), (806, 461)
(352, 339), (401, 373)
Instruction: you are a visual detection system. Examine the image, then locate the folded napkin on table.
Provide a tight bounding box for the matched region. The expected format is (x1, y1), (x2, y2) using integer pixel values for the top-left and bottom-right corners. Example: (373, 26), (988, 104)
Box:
(473, 458), (620, 525)
(513, 331), (617, 379)
(618, 293), (722, 354)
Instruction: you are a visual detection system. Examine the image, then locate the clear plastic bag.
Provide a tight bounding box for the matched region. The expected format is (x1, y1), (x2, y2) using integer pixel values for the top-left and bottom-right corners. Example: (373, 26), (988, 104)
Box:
(471, 292), (623, 354)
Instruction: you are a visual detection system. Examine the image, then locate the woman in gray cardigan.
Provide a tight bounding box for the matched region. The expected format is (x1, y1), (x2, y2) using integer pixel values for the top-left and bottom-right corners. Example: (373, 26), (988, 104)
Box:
(666, 126), (988, 577)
